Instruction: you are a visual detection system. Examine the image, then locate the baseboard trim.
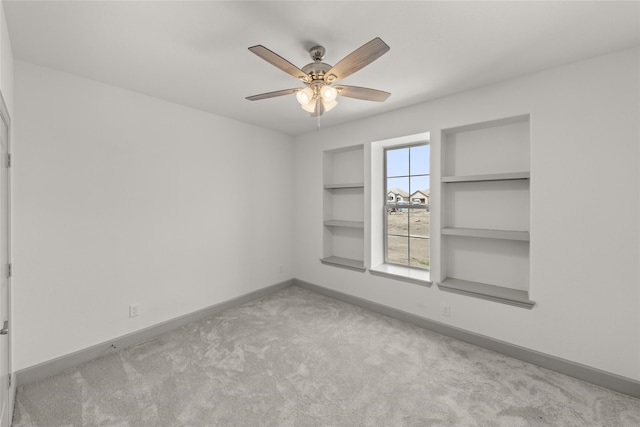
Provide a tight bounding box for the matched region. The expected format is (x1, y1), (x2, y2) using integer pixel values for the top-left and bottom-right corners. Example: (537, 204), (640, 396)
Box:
(15, 279), (294, 387)
(294, 278), (640, 399)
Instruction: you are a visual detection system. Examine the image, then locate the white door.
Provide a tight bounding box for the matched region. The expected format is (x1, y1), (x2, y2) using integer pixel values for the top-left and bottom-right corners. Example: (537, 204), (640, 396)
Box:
(0, 100), (11, 427)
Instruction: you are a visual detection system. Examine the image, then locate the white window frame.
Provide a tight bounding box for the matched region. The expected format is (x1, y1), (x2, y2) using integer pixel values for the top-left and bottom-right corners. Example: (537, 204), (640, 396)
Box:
(384, 143), (430, 269)
(368, 132), (432, 286)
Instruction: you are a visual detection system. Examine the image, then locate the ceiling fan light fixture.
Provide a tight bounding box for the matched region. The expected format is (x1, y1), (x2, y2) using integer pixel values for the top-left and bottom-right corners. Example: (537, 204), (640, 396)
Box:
(322, 98), (338, 112)
(300, 99), (317, 113)
(321, 85), (337, 102)
(296, 87), (314, 105)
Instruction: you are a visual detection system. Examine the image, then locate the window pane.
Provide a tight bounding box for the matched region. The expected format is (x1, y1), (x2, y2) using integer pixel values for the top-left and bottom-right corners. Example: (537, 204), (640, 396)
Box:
(409, 176), (430, 200)
(409, 209), (430, 238)
(386, 177), (409, 203)
(409, 237), (430, 268)
(386, 206), (409, 236)
(387, 235), (409, 266)
(386, 147), (409, 177)
(410, 145), (430, 175)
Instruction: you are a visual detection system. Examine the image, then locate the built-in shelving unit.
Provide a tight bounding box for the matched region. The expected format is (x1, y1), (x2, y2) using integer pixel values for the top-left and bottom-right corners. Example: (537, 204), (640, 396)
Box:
(321, 145), (366, 272)
(438, 115), (533, 308)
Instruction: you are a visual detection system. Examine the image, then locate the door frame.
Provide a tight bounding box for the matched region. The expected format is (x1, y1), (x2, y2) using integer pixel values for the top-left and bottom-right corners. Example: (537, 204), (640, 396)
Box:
(0, 91), (12, 427)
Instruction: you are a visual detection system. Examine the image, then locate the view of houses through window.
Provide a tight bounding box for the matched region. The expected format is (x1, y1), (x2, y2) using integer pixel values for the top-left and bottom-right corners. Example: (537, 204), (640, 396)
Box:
(385, 144), (430, 269)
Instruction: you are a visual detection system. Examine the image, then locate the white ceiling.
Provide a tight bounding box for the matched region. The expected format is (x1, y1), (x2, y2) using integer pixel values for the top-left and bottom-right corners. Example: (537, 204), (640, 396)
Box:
(4, 1), (639, 136)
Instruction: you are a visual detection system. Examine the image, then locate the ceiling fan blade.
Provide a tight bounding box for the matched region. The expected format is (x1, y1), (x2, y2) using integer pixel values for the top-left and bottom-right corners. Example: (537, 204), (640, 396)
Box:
(325, 38), (390, 83)
(246, 88), (299, 101)
(335, 85), (391, 102)
(248, 45), (309, 82)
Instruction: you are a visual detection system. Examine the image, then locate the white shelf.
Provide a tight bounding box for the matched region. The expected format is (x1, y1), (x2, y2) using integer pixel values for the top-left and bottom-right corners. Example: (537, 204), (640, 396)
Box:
(324, 183), (364, 189)
(438, 277), (535, 309)
(320, 256), (366, 272)
(441, 227), (529, 241)
(442, 172), (529, 183)
(324, 220), (364, 229)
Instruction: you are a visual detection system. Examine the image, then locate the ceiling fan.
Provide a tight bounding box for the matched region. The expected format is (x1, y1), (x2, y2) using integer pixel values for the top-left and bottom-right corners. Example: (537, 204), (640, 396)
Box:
(246, 37), (391, 117)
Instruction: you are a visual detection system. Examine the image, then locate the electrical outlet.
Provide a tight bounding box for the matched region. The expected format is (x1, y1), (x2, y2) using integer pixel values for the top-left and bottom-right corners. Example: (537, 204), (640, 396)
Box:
(442, 303), (451, 317)
(129, 304), (140, 318)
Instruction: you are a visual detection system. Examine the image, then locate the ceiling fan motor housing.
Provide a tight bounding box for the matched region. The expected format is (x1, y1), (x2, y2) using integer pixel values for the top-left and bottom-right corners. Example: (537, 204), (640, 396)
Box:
(302, 61), (333, 86)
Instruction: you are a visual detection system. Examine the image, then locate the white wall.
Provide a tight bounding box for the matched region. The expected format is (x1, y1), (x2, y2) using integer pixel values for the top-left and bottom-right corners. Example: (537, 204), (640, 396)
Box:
(294, 48), (640, 380)
(13, 61), (295, 370)
(0, 1), (13, 115)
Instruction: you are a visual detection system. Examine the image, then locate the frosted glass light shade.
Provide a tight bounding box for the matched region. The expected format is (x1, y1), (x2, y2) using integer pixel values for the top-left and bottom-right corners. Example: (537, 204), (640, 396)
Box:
(323, 99), (338, 111)
(296, 87), (314, 105)
(321, 85), (337, 102)
(301, 99), (317, 113)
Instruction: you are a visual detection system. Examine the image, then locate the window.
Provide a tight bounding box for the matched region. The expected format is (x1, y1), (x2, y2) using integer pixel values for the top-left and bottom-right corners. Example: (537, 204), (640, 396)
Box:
(384, 144), (430, 269)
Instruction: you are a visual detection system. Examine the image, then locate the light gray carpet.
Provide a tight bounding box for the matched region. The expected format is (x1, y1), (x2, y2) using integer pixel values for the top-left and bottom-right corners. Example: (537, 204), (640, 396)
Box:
(13, 286), (640, 426)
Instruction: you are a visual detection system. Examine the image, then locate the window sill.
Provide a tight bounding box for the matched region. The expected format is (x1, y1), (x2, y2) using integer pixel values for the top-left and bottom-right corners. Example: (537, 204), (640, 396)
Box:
(369, 264), (432, 287)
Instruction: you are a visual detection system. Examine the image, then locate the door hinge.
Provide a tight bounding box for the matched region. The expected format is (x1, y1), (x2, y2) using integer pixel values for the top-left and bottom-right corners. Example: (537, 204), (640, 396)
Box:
(7, 263), (11, 278)
(6, 153), (10, 168)
(8, 374), (11, 389)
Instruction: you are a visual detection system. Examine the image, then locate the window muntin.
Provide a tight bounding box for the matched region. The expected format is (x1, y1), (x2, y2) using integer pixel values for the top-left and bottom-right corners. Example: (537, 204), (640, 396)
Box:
(384, 144), (430, 269)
